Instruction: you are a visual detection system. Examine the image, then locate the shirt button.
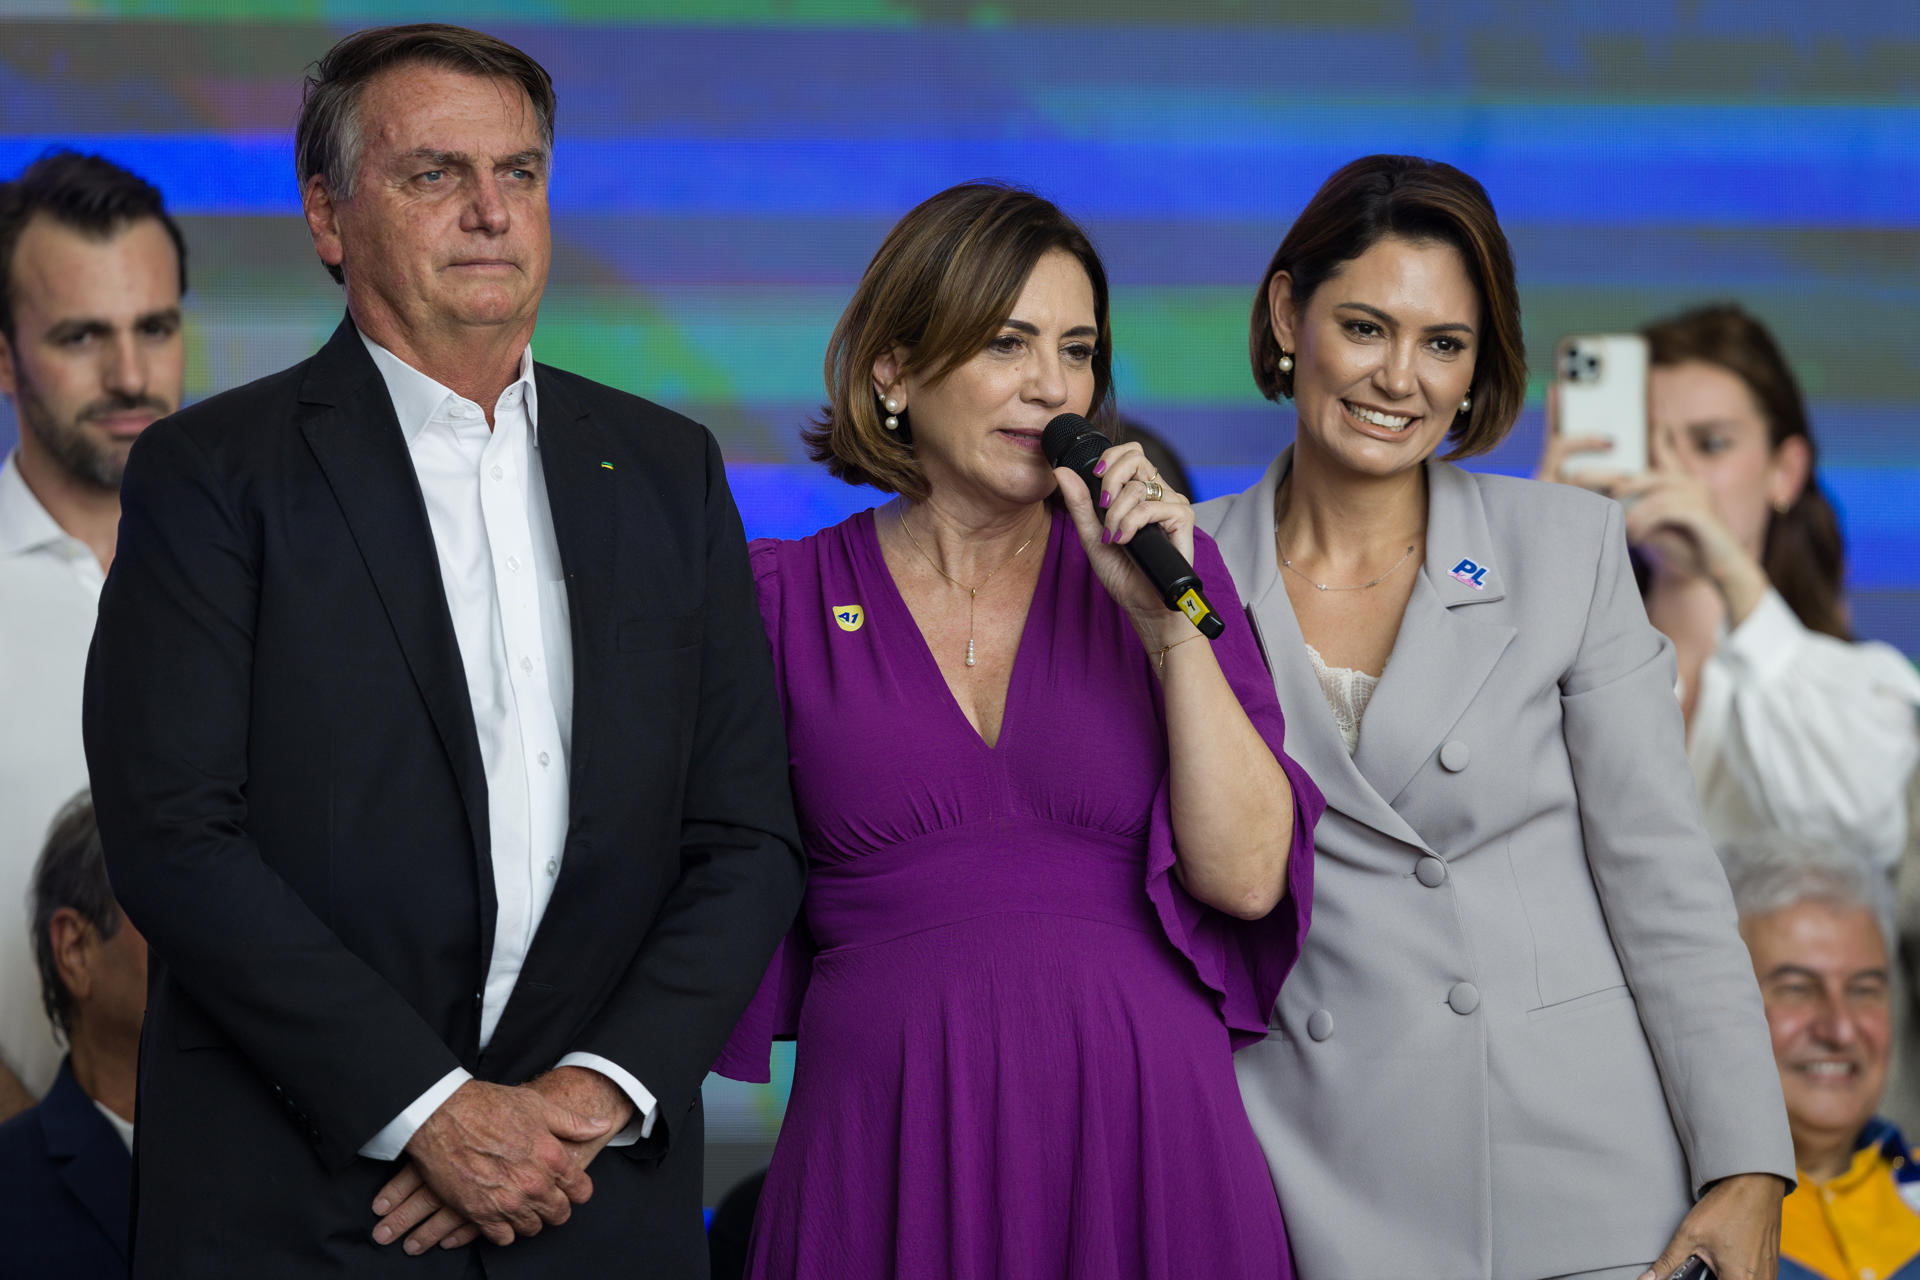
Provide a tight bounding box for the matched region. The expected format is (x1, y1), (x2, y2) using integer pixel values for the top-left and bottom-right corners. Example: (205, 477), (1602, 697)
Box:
(506, 555), (521, 573)
(538, 751), (551, 767)
(520, 656), (534, 674)
(490, 465), (505, 481)
(546, 859), (559, 876)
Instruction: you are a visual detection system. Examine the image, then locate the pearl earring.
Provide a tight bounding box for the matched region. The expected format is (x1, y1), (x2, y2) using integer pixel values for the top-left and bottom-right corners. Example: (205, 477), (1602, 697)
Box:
(883, 397), (900, 413)
(884, 414), (900, 431)
(1277, 353), (1294, 374)
(1459, 394), (1472, 414)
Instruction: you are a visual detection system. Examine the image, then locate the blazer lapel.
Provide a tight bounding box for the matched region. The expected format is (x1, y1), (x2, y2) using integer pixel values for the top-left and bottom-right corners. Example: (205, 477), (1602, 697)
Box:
(1215, 450), (1433, 855)
(39, 1066), (131, 1260)
(529, 368), (614, 848)
(297, 319), (493, 914)
(1351, 462), (1517, 808)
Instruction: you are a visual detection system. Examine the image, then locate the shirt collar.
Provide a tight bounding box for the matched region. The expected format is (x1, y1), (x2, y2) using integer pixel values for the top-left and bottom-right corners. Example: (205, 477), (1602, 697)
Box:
(358, 331), (539, 446)
(0, 449), (76, 559)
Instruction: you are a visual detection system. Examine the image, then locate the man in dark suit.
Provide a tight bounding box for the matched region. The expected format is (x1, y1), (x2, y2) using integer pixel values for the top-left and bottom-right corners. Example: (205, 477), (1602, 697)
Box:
(0, 794), (141, 1279)
(81, 24), (803, 1277)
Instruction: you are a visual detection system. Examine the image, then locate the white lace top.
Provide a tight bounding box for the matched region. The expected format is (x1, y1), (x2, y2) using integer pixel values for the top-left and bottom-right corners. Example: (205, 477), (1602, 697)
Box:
(1305, 643), (1380, 756)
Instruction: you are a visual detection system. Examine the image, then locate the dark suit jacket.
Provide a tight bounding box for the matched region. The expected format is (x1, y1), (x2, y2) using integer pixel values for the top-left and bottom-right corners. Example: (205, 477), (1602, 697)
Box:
(0, 1056), (131, 1279)
(82, 318), (804, 1277)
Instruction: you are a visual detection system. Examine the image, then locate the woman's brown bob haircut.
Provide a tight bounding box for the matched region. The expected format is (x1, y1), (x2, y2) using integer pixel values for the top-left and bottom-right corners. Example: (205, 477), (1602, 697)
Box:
(1250, 155), (1526, 460)
(295, 24), (556, 285)
(806, 182), (1114, 502)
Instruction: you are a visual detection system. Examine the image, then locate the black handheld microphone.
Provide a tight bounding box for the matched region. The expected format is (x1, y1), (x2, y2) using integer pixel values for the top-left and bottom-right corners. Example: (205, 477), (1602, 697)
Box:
(1042, 413), (1226, 640)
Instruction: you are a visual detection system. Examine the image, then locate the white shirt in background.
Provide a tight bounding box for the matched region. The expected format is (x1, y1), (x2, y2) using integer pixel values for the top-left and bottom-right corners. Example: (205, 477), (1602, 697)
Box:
(1689, 587), (1920, 872)
(354, 335), (654, 1160)
(0, 451), (102, 1099)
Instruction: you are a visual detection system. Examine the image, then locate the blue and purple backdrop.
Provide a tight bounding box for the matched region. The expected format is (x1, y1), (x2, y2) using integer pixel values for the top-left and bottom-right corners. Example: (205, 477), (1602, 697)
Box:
(4, 0), (1916, 1199)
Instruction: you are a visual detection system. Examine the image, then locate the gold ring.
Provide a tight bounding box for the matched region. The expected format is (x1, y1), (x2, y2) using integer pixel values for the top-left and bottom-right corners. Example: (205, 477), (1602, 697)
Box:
(1142, 476), (1164, 502)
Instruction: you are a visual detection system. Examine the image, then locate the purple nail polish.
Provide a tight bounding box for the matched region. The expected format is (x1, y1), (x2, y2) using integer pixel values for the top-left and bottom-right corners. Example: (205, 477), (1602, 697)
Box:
(1093, 459), (1108, 475)
(1100, 490), (1111, 508)
(1100, 529), (1111, 544)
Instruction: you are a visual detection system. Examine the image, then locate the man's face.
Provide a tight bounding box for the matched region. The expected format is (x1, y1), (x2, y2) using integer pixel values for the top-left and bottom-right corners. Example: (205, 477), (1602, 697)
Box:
(91, 914), (148, 1047)
(308, 64), (551, 348)
(1742, 900), (1892, 1164)
(0, 216), (184, 489)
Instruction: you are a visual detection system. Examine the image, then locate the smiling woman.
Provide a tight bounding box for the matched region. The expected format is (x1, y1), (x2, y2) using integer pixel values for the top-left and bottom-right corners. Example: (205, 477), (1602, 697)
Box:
(1196, 154), (1797, 1280)
(716, 181), (1325, 1279)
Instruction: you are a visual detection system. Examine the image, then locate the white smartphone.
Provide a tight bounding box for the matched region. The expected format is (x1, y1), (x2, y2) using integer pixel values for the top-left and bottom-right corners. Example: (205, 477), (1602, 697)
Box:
(1555, 333), (1649, 476)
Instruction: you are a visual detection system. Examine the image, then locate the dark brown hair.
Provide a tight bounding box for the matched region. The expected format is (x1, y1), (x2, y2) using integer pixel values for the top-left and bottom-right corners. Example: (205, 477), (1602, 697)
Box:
(806, 182), (1114, 502)
(0, 149), (187, 342)
(296, 24), (556, 284)
(1643, 303), (1850, 640)
(1249, 154), (1526, 459)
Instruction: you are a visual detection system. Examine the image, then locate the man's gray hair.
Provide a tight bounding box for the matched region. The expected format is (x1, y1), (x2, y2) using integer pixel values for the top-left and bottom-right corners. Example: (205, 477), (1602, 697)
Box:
(294, 24), (556, 284)
(1719, 829), (1895, 951)
(29, 791), (123, 1045)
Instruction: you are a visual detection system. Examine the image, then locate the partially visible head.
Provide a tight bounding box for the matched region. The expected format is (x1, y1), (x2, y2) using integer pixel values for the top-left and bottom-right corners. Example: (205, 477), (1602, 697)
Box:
(1119, 418), (1196, 504)
(1644, 303), (1845, 639)
(1250, 155), (1525, 475)
(31, 793), (147, 1053)
(0, 150), (187, 490)
(1723, 832), (1892, 1167)
(297, 25), (554, 345)
(806, 182), (1113, 506)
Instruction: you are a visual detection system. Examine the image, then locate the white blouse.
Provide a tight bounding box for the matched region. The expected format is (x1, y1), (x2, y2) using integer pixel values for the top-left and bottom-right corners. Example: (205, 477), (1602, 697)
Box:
(1305, 643), (1379, 757)
(1687, 588), (1920, 871)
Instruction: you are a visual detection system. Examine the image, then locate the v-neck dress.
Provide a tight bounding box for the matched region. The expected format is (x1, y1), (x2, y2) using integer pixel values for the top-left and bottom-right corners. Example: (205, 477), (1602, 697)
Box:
(716, 507), (1323, 1279)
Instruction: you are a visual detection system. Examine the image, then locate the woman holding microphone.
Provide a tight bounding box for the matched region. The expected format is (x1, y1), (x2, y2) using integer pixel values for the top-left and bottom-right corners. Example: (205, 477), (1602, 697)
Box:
(1196, 155), (1793, 1280)
(718, 182), (1321, 1279)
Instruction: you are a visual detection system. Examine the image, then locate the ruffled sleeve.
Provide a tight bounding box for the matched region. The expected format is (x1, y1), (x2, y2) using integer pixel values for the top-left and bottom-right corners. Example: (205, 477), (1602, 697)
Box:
(1704, 588), (1920, 871)
(713, 538), (817, 1082)
(1143, 531), (1325, 1051)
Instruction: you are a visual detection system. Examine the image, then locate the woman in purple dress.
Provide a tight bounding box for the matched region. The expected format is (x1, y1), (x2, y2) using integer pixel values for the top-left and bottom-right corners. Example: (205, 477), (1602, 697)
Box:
(716, 183), (1324, 1279)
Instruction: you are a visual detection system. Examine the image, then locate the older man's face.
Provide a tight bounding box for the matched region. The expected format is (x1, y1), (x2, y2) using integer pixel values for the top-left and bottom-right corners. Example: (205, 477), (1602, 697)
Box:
(1742, 901), (1892, 1163)
(312, 63), (550, 347)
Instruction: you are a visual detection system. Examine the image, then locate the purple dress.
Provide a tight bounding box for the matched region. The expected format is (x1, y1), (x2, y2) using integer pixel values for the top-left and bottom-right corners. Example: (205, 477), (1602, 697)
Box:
(716, 508), (1323, 1279)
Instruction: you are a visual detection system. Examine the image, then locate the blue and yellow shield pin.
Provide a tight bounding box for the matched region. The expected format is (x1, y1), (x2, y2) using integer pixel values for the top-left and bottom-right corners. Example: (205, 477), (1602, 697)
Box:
(832, 604), (864, 633)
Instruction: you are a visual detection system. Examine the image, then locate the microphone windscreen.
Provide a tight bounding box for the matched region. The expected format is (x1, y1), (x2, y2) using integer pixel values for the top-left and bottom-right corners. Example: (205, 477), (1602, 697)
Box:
(1042, 413), (1106, 470)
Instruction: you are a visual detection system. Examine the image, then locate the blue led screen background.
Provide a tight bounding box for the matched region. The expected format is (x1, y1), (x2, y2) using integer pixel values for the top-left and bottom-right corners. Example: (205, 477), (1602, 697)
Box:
(4, 0), (1916, 1194)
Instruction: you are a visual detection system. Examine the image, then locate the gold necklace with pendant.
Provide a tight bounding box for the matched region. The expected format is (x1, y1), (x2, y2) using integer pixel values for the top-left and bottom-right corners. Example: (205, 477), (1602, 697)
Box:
(898, 506), (1042, 668)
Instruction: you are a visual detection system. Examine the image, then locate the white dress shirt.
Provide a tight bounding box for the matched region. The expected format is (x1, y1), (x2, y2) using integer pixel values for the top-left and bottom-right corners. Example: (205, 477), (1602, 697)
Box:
(355, 336), (653, 1160)
(1689, 587), (1920, 872)
(0, 451), (102, 1099)
(93, 1097), (135, 1153)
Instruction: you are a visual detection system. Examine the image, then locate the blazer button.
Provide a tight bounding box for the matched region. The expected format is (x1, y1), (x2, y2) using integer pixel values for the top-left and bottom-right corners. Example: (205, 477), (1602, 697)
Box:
(1439, 740), (1471, 772)
(1306, 1009), (1334, 1041)
(1448, 981), (1481, 1015)
(1416, 856), (1448, 887)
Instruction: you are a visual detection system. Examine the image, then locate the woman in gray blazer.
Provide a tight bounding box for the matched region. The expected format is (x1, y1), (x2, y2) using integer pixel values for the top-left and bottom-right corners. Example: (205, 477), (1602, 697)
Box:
(1194, 155), (1795, 1280)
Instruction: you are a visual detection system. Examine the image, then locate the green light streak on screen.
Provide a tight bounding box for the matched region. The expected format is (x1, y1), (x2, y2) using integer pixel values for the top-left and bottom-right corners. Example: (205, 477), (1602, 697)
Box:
(53, 0), (920, 23)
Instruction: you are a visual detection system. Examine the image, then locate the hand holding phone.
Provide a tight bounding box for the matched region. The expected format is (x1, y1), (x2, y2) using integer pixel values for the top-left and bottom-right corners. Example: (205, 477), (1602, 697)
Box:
(1667, 1255), (1714, 1280)
(1554, 333), (1650, 478)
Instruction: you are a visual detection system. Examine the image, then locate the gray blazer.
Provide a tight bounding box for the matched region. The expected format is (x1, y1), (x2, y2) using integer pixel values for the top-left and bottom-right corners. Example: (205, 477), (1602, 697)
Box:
(1196, 451), (1792, 1280)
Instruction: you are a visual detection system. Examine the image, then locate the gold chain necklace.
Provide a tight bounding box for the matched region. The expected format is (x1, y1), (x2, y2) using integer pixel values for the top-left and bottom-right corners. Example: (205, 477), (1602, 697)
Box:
(898, 505), (1042, 668)
(1277, 539), (1416, 592)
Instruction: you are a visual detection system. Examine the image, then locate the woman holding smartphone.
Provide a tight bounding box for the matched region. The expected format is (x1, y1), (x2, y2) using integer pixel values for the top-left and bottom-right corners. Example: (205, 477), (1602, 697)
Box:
(1538, 304), (1920, 873)
(1195, 155), (1793, 1280)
